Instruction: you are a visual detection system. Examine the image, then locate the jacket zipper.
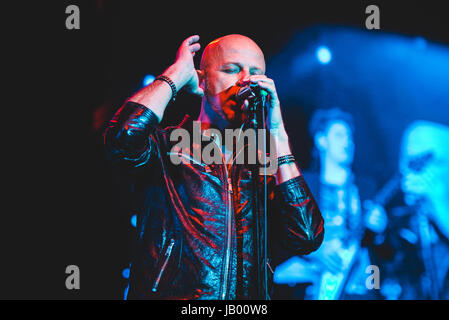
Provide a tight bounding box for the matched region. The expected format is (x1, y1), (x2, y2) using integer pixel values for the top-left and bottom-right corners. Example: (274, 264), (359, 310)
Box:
(214, 132), (241, 300)
(221, 170), (234, 300)
(152, 238), (175, 292)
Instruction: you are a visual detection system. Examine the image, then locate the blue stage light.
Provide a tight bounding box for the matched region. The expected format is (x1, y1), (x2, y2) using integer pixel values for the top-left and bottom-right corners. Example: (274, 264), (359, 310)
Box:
(122, 267), (130, 279)
(131, 214), (137, 228)
(143, 74), (155, 86)
(123, 283), (129, 300)
(414, 36), (427, 50)
(316, 46), (332, 64)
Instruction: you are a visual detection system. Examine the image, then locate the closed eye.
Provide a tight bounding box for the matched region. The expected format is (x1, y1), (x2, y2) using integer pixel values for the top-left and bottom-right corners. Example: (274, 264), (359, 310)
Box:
(221, 66), (240, 74)
(250, 69), (263, 75)
(221, 63), (264, 75)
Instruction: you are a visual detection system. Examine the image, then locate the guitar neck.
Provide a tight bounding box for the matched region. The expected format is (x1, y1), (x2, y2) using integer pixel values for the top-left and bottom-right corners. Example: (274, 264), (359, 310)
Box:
(373, 172), (401, 206)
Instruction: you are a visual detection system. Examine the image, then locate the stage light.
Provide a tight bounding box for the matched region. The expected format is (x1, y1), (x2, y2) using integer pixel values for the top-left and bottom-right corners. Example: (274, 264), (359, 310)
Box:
(123, 284), (129, 300)
(122, 267), (130, 279)
(316, 46), (332, 64)
(131, 214), (137, 228)
(142, 74), (155, 86)
(414, 36), (427, 50)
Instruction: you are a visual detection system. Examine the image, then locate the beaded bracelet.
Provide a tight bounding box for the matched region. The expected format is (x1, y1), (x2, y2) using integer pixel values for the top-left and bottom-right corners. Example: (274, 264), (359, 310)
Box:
(155, 75), (177, 103)
(277, 154), (296, 167)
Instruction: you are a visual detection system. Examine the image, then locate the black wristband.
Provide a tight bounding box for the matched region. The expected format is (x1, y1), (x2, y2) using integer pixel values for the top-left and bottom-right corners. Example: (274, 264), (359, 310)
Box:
(155, 75), (177, 103)
(278, 154), (295, 167)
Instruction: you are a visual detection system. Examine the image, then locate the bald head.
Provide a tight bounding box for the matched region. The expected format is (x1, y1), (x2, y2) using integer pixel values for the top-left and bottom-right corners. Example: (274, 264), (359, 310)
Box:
(401, 120), (449, 163)
(399, 120), (449, 206)
(200, 34), (265, 71)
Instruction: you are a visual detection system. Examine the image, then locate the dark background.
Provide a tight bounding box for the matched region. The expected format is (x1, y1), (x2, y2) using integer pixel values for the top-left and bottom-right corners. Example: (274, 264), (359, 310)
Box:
(2, 0), (448, 299)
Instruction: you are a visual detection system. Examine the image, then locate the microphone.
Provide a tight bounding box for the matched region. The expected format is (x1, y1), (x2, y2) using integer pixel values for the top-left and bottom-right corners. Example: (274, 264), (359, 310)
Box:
(236, 83), (268, 104)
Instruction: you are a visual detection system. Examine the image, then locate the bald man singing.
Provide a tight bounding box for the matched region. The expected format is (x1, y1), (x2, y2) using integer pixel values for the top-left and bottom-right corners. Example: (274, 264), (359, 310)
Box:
(105, 35), (324, 300)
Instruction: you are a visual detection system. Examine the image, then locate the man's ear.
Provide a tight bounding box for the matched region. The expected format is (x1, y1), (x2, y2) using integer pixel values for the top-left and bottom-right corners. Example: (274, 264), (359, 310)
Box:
(195, 69), (205, 97)
(197, 70), (205, 88)
(315, 132), (327, 151)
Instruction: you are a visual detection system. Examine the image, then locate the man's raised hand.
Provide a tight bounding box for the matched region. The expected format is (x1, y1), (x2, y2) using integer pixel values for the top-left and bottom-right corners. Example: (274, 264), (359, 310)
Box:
(172, 35), (204, 97)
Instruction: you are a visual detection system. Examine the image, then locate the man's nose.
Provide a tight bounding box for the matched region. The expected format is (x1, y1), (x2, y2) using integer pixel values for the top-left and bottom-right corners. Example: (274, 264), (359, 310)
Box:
(239, 68), (251, 82)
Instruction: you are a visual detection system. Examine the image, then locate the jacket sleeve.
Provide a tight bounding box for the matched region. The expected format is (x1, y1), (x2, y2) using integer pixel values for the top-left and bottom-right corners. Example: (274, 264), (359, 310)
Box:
(275, 175), (324, 255)
(104, 101), (160, 168)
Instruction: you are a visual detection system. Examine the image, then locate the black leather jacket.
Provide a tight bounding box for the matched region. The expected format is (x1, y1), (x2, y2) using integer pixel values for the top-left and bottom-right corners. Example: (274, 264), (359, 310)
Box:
(104, 101), (324, 299)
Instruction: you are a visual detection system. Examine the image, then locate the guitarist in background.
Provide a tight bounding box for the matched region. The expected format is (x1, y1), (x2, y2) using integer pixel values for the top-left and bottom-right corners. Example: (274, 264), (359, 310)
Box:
(379, 121), (449, 300)
(274, 108), (387, 299)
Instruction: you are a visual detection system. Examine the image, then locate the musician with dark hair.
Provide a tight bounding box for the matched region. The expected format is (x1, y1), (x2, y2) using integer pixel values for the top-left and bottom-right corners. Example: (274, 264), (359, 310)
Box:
(274, 107), (387, 299)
